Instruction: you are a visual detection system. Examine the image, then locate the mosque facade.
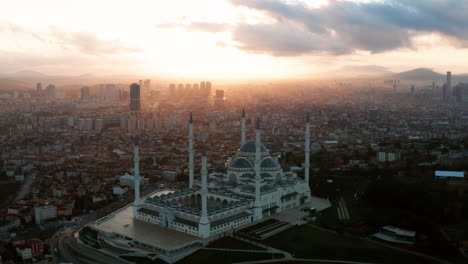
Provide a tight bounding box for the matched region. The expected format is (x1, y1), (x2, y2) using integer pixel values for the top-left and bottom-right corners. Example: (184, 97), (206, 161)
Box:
(134, 110), (312, 238)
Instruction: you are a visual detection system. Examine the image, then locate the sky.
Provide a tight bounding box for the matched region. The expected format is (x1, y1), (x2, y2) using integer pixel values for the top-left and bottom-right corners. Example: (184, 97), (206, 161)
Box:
(1, 0), (468, 79)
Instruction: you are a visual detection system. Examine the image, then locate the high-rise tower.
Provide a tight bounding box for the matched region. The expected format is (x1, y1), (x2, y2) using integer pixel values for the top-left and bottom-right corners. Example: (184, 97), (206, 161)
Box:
(130, 83), (141, 111)
(446, 71), (452, 101)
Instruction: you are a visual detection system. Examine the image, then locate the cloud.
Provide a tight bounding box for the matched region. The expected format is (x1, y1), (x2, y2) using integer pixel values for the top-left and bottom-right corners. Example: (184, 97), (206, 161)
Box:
(156, 22), (229, 33)
(48, 27), (142, 55)
(232, 22), (350, 56)
(0, 20), (45, 41)
(1, 20), (141, 56)
(229, 0), (468, 56)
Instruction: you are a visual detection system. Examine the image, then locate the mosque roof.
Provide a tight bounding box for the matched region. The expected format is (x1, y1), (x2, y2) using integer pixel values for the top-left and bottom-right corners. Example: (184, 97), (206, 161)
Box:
(260, 157), (279, 168)
(240, 141), (268, 153)
(230, 158), (253, 168)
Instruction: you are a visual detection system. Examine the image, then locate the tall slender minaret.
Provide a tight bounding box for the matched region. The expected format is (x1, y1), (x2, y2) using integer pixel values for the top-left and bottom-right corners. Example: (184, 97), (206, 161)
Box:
(253, 118), (262, 221)
(199, 147), (210, 238)
(304, 113), (310, 185)
(241, 108), (246, 147)
(133, 135), (141, 215)
(188, 112), (194, 188)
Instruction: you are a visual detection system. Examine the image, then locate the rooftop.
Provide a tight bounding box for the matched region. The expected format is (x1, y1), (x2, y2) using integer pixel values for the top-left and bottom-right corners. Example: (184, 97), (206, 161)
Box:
(90, 191), (199, 251)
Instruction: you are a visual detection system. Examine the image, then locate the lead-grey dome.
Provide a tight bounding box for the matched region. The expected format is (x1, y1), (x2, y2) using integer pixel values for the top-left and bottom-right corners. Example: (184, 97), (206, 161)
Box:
(240, 141), (268, 153)
(230, 158), (253, 168)
(260, 157), (278, 168)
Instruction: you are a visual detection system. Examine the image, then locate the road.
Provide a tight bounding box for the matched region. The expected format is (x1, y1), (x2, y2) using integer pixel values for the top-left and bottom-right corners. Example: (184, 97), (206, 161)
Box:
(15, 171), (35, 201)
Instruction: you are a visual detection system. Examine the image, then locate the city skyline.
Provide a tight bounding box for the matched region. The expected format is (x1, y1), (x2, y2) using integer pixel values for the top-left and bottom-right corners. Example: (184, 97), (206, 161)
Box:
(1, 0), (468, 78)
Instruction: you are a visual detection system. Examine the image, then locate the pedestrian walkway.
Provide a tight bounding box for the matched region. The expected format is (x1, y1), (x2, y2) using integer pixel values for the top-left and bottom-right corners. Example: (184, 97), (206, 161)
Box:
(337, 197), (350, 221)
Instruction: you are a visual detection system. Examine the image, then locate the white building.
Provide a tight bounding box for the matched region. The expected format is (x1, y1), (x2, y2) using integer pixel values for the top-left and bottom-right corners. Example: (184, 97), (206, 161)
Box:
(95, 118), (104, 132)
(34, 205), (57, 225)
(377, 151), (401, 162)
(119, 173), (149, 189)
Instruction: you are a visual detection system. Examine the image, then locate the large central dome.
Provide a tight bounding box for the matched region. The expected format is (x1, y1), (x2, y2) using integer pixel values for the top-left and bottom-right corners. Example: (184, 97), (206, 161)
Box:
(240, 141), (268, 153)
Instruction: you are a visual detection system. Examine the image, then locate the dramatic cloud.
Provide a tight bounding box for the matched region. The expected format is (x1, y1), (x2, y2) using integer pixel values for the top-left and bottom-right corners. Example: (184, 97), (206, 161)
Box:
(232, 22), (350, 56)
(229, 0), (468, 56)
(156, 22), (230, 33)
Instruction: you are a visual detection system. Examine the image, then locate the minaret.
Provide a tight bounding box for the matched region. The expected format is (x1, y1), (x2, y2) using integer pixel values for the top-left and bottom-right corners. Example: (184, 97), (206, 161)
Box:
(188, 112), (194, 188)
(241, 108), (246, 147)
(199, 147), (210, 238)
(133, 135), (141, 215)
(304, 113), (310, 185)
(253, 118), (262, 221)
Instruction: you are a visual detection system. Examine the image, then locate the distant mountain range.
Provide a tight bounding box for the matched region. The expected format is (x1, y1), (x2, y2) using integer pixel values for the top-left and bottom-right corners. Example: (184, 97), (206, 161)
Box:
(0, 70), (95, 79)
(323, 66), (468, 82)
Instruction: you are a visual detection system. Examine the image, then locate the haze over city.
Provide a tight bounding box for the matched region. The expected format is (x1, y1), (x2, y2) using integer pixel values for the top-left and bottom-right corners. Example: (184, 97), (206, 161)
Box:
(0, 1), (468, 264)
(1, 0), (468, 78)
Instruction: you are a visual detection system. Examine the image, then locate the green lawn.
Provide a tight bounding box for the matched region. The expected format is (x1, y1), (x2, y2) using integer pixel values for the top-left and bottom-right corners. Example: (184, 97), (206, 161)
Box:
(176, 250), (283, 264)
(266, 225), (438, 264)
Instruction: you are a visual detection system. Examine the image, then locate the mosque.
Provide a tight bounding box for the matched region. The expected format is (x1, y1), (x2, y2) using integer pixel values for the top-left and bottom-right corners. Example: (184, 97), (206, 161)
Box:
(81, 110), (312, 262)
(135, 110), (311, 238)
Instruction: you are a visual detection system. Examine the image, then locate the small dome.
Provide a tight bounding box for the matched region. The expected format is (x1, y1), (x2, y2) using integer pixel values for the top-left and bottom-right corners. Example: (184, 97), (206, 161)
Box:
(261, 184), (274, 192)
(230, 158), (253, 168)
(240, 141), (268, 153)
(277, 179), (289, 186)
(282, 165), (292, 172)
(261, 157), (278, 168)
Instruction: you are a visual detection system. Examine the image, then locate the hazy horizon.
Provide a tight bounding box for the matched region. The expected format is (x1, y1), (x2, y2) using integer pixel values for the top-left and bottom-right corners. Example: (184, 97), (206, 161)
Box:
(1, 0), (468, 79)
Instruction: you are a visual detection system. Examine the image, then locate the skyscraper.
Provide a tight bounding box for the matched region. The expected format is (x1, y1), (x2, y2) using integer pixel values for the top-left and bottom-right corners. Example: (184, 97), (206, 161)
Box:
(411, 85), (415, 96)
(36, 83), (42, 95)
(446, 71), (452, 101)
(144, 79), (151, 89)
(443, 83), (448, 101)
(80, 86), (90, 99)
(46, 84), (56, 101)
(169, 84), (176, 97)
(206, 81), (212, 94)
(130, 83), (141, 111)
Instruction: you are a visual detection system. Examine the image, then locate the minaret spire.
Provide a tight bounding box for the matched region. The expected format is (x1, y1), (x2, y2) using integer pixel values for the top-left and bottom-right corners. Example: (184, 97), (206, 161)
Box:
(241, 108), (246, 147)
(188, 112), (194, 188)
(253, 117), (262, 221)
(133, 135), (141, 214)
(199, 145), (210, 237)
(305, 113), (310, 185)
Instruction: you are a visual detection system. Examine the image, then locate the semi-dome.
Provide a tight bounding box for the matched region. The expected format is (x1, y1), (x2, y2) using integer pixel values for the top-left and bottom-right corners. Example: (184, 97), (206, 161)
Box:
(261, 184), (274, 192)
(240, 141), (268, 153)
(260, 157), (279, 168)
(229, 158), (253, 168)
